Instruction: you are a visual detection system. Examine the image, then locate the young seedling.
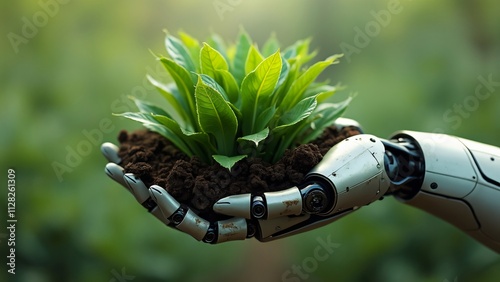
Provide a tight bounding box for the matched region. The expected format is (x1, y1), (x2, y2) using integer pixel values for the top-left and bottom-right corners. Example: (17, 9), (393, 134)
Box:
(117, 30), (351, 170)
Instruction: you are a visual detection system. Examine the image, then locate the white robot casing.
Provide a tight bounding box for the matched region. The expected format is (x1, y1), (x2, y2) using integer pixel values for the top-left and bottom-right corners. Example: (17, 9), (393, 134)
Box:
(392, 131), (500, 252)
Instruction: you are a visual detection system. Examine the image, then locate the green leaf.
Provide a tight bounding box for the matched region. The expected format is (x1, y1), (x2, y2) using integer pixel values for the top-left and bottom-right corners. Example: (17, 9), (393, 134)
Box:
(115, 111), (157, 124)
(146, 75), (190, 126)
(245, 45), (264, 75)
(302, 97), (352, 143)
(178, 31), (201, 72)
(195, 77), (238, 156)
(294, 38), (317, 66)
(232, 30), (252, 85)
(280, 56), (339, 111)
(262, 33), (280, 57)
(215, 69), (240, 104)
(143, 123), (194, 158)
(309, 83), (345, 103)
(153, 114), (214, 162)
(153, 114), (207, 140)
(200, 43), (229, 77)
(271, 119), (312, 163)
(178, 31), (200, 49)
(199, 74), (229, 101)
(207, 33), (228, 62)
(282, 45), (297, 61)
(263, 96), (318, 163)
(317, 85), (344, 103)
(160, 57), (197, 128)
(228, 102), (242, 123)
(275, 96), (318, 134)
(254, 106), (277, 132)
(116, 112), (194, 157)
(212, 155), (246, 171)
(282, 39), (316, 65)
(272, 57), (300, 106)
(131, 97), (169, 116)
(165, 33), (197, 73)
(199, 44), (240, 103)
(238, 127), (269, 147)
(276, 56), (290, 90)
(240, 50), (282, 135)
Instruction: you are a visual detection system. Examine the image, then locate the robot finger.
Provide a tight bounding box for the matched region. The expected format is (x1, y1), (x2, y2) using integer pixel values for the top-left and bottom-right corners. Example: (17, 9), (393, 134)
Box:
(213, 187), (303, 220)
(149, 185), (252, 243)
(104, 163), (128, 189)
(122, 173), (170, 225)
(101, 142), (122, 164)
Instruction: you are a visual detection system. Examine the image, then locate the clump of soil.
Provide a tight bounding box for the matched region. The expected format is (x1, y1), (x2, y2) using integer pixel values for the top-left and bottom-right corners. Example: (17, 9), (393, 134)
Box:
(117, 126), (360, 221)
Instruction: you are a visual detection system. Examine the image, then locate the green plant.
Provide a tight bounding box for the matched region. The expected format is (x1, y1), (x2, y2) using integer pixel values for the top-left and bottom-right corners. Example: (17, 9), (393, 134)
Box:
(118, 30), (351, 170)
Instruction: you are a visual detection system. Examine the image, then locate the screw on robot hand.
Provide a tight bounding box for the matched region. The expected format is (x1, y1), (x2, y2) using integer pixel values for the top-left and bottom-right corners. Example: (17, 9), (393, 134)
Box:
(246, 221), (256, 238)
(302, 184), (330, 214)
(202, 223), (217, 244)
(251, 196), (266, 219)
(169, 206), (188, 225)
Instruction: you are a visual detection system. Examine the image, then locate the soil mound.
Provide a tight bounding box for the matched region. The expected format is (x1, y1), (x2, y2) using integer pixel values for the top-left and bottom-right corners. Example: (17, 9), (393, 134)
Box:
(117, 126), (360, 220)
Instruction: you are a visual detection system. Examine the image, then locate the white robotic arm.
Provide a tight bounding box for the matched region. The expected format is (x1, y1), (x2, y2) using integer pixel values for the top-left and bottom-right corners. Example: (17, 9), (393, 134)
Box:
(212, 130), (500, 253)
(102, 121), (500, 253)
(389, 131), (500, 253)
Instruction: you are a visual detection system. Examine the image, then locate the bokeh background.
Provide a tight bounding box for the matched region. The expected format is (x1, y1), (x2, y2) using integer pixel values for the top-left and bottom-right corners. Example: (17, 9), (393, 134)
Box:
(1, 0), (499, 281)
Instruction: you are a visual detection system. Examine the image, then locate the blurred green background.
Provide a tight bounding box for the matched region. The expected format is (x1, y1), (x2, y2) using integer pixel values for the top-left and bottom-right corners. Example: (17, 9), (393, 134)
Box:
(1, 0), (499, 281)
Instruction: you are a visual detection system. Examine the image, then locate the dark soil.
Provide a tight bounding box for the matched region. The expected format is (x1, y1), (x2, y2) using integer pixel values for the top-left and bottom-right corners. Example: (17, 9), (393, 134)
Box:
(117, 126), (360, 221)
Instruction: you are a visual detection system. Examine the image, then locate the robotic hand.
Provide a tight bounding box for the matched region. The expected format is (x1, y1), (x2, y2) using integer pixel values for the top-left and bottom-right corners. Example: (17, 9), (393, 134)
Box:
(102, 119), (500, 253)
(102, 142), (254, 243)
